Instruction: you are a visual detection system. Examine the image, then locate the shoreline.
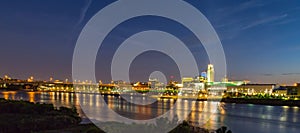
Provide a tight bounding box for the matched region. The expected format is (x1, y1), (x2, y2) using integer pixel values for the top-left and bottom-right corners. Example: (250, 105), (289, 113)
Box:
(2, 90), (300, 107)
(221, 98), (300, 107)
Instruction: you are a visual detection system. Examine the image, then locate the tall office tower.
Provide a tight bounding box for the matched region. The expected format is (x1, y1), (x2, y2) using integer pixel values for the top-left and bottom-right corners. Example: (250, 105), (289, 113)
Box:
(207, 64), (214, 82)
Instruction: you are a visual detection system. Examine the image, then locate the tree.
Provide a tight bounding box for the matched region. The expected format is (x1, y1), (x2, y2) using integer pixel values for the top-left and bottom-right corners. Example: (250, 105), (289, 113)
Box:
(216, 126), (232, 133)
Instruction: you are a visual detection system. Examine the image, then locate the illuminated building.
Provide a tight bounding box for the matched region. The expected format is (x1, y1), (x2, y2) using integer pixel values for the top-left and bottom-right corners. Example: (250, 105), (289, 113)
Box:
(222, 76), (229, 82)
(27, 76), (34, 82)
(112, 80), (132, 91)
(286, 83), (300, 97)
(272, 86), (287, 97)
(227, 84), (275, 95)
(180, 77), (205, 96)
(207, 64), (214, 82)
(111, 80), (125, 85)
(149, 78), (165, 90)
(182, 77), (194, 88)
(132, 82), (150, 91)
(3, 75), (11, 80)
(98, 84), (118, 92)
(54, 80), (63, 84)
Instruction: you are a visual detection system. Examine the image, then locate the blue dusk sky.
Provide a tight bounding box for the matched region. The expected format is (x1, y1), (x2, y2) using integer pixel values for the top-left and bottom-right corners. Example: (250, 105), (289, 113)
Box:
(0, 0), (300, 85)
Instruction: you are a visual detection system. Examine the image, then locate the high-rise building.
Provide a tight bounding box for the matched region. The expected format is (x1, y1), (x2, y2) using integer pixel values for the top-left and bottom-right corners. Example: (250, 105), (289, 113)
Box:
(207, 64), (214, 82)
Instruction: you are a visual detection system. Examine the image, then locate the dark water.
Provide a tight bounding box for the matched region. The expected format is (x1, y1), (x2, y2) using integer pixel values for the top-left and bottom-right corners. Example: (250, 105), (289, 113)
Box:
(1, 91), (300, 133)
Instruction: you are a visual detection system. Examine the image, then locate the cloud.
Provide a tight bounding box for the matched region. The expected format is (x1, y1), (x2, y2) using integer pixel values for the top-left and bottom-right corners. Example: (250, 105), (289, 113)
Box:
(241, 14), (288, 30)
(76, 0), (93, 27)
(235, 1), (265, 12)
(213, 1), (266, 40)
(261, 73), (300, 76)
(281, 73), (300, 76)
(67, 0), (93, 46)
(271, 18), (298, 26)
(216, 1), (265, 19)
(262, 74), (273, 76)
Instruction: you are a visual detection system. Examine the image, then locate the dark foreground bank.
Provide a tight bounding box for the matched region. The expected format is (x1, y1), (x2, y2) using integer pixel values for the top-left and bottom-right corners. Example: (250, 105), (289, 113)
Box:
(42, 121), (231, 133)
(0, 98), (81, 133)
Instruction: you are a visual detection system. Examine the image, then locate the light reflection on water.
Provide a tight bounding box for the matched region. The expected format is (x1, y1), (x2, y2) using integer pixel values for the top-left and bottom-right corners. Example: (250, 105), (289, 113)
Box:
(1, 91), (300, 133)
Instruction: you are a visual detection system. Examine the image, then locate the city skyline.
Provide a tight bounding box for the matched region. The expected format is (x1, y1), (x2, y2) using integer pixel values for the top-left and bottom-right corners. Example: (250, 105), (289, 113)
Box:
(1, 1), (300, 85)
(1, 1), (300, 133)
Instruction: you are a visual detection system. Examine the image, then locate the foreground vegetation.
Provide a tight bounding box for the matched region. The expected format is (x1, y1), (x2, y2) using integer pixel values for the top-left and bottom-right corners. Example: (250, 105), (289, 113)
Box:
(0, 98), (81, 133)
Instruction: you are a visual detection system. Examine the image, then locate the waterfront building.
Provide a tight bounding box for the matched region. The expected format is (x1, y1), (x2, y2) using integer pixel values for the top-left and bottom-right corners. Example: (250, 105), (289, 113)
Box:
(164, 82), (179, 96)
(182, 76), (205, 89)
(182, 77), (194, 88)
(53, 80), (64, 84)
(132, 82), (150, 91)
(227, 84), (275, 95)
(38, 83), (74, 92)
(111, 80), (125, 85)
(99, 84), (118, 92)
(286, 83), (300, 97)
(179, 83), (205, 96)
(149, 78), (165, 90)
(112, 80), (132, 91)
(180, 76), (206, 96)
(272, 86), (287, 97)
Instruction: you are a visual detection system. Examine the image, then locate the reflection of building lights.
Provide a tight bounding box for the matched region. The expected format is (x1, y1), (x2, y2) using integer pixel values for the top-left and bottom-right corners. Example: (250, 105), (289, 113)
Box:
(2, 92), (9, 99)
(283, 106), (289, 109)
(27, 92), (35, 102)
(89, 95), (93, 106)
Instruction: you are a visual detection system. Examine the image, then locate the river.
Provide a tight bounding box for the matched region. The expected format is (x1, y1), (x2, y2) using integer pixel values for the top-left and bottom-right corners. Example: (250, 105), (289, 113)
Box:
(0, 91), (299, 133)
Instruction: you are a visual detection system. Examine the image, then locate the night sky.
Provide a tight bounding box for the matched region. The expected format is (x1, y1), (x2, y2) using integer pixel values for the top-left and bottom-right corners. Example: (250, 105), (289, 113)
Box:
(0, 0), (300, 85)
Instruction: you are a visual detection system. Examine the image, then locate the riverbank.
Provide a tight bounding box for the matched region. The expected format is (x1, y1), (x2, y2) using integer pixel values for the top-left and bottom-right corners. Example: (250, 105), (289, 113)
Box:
(221, 98), (300, 106)
(156, 95), (300, 107)
(155, 94), (300, 107)
(3, 89), (300, 107)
